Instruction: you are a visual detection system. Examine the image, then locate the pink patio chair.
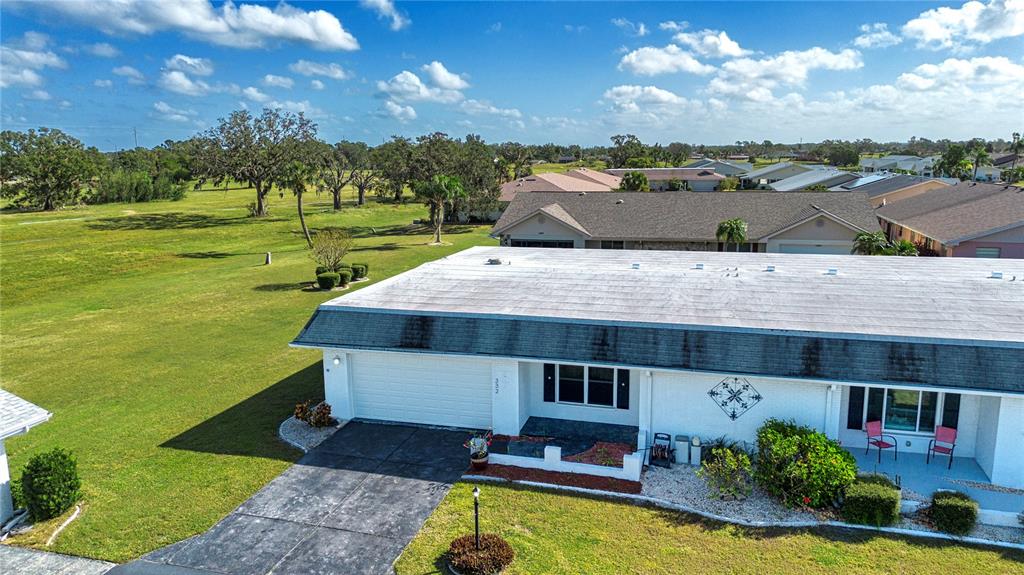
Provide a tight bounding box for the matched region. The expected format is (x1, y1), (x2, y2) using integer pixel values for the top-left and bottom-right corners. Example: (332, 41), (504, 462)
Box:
(927, 426), (957, 470)
(865, 420), (897, 463)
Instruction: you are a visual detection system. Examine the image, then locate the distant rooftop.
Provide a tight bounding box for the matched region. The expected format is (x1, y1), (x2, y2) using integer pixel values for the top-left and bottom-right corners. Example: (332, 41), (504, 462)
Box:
(605, 167), (725, 181)
(877, 182), (1024, 244)
(770, 169), (859, 191)
(0, 389), (51, 441)
(498, 170), (621, 202)
(831, 173), (947, 197)
(316, 246), (1024, 345)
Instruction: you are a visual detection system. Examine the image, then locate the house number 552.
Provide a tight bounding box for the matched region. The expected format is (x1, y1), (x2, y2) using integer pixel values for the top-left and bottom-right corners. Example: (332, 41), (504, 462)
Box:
(494, 378), (500, 395)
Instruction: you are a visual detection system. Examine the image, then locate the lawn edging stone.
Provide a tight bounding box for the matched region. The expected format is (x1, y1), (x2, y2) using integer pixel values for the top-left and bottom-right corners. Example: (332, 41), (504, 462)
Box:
(461, 474), (1024, 552)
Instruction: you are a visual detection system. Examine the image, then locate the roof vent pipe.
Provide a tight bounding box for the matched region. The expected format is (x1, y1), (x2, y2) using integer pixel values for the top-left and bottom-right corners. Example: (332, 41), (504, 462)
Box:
(990, 271), (1003, 279)
(765, 265), (775, 272)
(695, 263), (704, 270)
(826, 268), (838, 276)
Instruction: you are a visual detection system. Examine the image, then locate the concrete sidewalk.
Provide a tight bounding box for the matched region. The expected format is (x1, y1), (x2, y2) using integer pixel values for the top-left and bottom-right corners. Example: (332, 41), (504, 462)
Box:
(0, 543), (114, 575)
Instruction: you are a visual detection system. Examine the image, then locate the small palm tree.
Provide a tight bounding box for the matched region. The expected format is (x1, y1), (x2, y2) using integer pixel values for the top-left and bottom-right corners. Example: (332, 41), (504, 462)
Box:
(883, 239), (918, 256)
(852, 231), (890, 255)
(1010, 132), (1022, 171)
(281, 160), (318, 248)
(970, 144), (992, 181)
(415, 175), (467, 244)
(716, 218), (748, 252)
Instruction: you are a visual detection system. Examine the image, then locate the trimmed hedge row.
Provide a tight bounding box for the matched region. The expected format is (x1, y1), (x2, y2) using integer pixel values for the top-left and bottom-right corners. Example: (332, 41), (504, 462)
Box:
(314, 262), (368, 288)
(930, 491), (978, 535)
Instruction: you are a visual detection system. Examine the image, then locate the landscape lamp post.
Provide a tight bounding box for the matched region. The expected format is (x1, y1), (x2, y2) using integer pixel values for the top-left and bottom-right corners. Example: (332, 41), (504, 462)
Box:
(473, 486), (480, 549)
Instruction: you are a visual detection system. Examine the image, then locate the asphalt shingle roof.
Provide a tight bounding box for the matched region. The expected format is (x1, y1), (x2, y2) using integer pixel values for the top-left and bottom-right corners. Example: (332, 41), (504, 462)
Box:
(831, 174), (946, 197)
(876, 182), (1024, 243)
(0, 389), (50, 440)
(492, 191), (879, 241)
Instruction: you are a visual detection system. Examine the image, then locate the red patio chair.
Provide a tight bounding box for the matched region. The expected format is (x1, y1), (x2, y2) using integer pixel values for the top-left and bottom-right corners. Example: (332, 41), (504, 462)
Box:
(927, 426), (957, 470)
(865, 420), (897, 463)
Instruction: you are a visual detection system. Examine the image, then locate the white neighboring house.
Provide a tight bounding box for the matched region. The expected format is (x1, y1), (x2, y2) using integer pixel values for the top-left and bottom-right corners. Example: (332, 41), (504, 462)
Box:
(1, 390), (51, 522)
(292, 247), (1024, 488)
(740, 162), (818, 189)
(769, 169), (860, 191)
(860, 155), (937, 176)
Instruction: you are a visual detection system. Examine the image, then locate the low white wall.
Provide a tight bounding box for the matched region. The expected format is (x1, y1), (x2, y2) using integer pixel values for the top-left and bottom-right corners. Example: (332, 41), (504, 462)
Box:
(649, 371), (830, 448)
(0, 439), (12, 523)
(491, 445), (642, 481)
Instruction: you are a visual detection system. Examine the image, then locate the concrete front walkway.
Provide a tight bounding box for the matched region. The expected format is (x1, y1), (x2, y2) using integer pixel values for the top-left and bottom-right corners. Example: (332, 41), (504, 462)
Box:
(0, 543), (114, 575)
(110, 422), (470, 575)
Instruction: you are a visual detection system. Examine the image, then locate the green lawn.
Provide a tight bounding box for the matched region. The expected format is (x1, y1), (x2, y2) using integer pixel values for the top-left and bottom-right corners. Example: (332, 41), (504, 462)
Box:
(0, 186), (494, 561)
(531, 161), (606, 174)
(396, 483), (1024, 575)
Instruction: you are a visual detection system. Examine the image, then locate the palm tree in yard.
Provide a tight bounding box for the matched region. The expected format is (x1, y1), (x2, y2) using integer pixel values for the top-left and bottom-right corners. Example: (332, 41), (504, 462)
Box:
(282, 159), (318, 248)
(970, 144), (991, 181)
(883, 239), (918, 256)
(716, 218), (748, 252)
(1010, 132), (1022, 171)
(852, 231), (890, 255)
(415, 175), (467, 244)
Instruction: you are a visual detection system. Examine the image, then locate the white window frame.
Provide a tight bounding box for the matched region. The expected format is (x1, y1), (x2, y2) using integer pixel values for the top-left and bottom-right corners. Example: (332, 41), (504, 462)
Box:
(859, 386), (948, 435)
(554, 363), (619, 409)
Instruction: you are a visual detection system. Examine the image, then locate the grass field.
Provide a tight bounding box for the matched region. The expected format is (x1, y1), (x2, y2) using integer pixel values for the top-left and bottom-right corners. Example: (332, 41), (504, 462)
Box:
(395, 483), (1024, 575)
(0, 185), (494, 561)
(530, 160), (606, 174)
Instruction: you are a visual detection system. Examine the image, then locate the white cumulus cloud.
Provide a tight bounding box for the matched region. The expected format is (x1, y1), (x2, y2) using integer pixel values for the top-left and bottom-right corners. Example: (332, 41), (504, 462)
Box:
(382, 100), (416, 121)
(94, 79), (113, 88)
(289, 59), (351, 80)
(708, 47), (863, 101)
(242, 86), (270, 102)
(902, 0), (1024, 50)
(360, 0), (410, 31)
(853, 23), (902, 49)
(460, 99), (521, 118)
(20, 0), (359, 51)
(153, 100), (197, 122)
(420, 61), (469, 90)
(262, 74), (294, 88)
(611, 18), (649, 37)
(618, 45), (715, 76)
(672, 29), (751, 58)
(377, 70), (464, 103)
(0, 32), (66, 88)
(310, 79), (325, 90)
(84, 42), (120, 57)
(113, 65), (146, 84)
(165, 54), (214, 76)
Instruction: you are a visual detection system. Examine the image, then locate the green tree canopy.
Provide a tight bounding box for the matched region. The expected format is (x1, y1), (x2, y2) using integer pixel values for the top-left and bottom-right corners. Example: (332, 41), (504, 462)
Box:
(0, 128), (104, 210)
(716, 218), (748, 252)
(414, 174), (467, 244)
(620, 171), (649, 191)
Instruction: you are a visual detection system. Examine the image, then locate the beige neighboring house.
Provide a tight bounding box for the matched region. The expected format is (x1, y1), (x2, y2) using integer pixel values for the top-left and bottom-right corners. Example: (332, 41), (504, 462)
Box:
(492, 191), (879, 254)
(605, 167), (726, 192)
(499, 168), (621, 202)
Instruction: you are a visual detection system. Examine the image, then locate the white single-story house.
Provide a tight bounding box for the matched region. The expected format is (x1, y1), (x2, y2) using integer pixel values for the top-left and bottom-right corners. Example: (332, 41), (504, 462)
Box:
(292, 247), (1024, 487)
(769, 169), (860, 191)
(1, 390), (51, 523)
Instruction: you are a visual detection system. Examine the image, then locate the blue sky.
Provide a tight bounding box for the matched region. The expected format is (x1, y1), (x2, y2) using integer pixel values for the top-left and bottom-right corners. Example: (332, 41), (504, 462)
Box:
(1, 1), (1022, 149)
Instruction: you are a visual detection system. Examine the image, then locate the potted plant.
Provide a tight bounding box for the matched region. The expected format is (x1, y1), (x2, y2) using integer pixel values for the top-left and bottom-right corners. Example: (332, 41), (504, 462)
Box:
(465, 431), (492, 470)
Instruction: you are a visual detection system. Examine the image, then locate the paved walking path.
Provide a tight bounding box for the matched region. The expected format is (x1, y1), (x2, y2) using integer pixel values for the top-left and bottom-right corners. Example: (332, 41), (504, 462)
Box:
(0, 543), (114, 575)
(109, 422), (469, 575)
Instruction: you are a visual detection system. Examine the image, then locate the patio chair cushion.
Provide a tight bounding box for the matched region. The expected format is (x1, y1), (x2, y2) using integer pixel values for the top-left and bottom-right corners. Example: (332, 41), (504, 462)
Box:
(868, 438), (895, 449)
(931, 444), (954, 454)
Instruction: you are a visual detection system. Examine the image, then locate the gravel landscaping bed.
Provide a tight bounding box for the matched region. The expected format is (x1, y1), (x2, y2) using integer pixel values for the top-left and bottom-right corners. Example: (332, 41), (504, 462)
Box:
(896, 512), (1024, 545)
(641, 464), (817, 523)
(278, 416), (345, 452)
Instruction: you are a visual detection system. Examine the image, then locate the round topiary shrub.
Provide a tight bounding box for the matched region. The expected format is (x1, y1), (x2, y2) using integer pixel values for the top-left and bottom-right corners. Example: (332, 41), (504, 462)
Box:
(355, 262), (370, 276)
(316, 272), (340, 290)
(447, 533), (514, 575)
(21, 448), (82, 521)
(351, 264), (367, 280)
(337, 269), (353, 286)
(315, 265), (329, 276)
(930, 491), (978, 535)
(842, 477), (900, 526)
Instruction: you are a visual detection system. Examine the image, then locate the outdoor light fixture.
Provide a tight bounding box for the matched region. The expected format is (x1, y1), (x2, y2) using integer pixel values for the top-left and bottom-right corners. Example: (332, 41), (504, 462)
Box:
(473, 486), (481, 549)
(332, 356), (341, 366)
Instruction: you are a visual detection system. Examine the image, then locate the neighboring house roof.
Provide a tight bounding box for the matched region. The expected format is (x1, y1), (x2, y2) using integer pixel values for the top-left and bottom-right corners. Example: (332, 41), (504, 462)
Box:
(830, 174), (948, 198)
(769, 169), (860, 191)
(605, 168), (726, 181)
(740, 162), (815, 181)
(992, 153), (1019, 167)
(492, 191), (878, 241)
(292, 246), (1024, 394)
(498, 170), (621, 202)
(0, 389), (51, 440)
(877, 182), (1024, 245)
(685, 159), (753, 174)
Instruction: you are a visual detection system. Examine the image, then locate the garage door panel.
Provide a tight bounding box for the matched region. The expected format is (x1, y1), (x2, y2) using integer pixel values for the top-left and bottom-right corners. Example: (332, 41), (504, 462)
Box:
(351, 353), (491, 429)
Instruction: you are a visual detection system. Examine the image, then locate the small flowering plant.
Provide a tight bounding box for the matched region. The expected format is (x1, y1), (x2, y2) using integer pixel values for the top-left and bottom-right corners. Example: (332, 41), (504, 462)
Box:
(464, 430), (493, 458)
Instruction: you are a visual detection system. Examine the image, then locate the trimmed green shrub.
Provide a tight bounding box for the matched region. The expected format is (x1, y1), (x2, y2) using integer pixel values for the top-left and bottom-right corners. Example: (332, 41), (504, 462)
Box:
(339, 262), (352, 269)
(315, 265), (329, 276)
(90, 171), (186, 204)
(351, 264), (367, 280)
(10, 477), (24, 510)
(755, 418), (857, 508)
(698, 446), (752, 499)
(842, 477), (900, 526)
(316, 272), (340, 290)
(930, 491), (978, 535)
(855, 473), (896, 489)
(337, 269), (353, 286)
(20, 448), (82, 521)
(355, 262), (370, 275)
(447, 533), (514, 575)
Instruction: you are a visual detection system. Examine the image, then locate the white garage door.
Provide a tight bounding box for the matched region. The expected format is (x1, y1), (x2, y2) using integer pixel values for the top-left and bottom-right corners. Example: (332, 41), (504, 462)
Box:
(351, 353), (492, 429)
(777, 243), (849, 254)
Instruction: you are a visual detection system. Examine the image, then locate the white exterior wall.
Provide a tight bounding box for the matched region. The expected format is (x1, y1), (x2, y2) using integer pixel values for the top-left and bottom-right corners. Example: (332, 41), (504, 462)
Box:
(976, 396), (1000, 480)
(491, 359), (521, 436)
(520, 362), (640, 427)
(323, 350), (354, 420)
(688, 180), (719, 192)
(648, 370), (832, 448)
(979, 396), (1024, 489)
(501, 215), (586, 247)
(1, 439), (12, 523)
(837, 387), (981, 457)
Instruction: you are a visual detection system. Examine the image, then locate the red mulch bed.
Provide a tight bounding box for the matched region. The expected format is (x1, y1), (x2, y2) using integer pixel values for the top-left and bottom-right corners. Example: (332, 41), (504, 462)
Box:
(469, 464), (642, 494)
(562, 441), (635, 467)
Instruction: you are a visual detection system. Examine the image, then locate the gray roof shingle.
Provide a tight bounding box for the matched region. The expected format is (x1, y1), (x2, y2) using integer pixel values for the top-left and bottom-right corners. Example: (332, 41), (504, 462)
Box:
(0, 389), (50, 440)
(492, 191), (879, 241)
(876, 182), (1024, 243)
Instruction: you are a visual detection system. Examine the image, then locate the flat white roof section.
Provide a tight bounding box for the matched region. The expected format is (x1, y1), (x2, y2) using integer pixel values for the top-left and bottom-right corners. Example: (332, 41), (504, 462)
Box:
(321, 246), (1024, 345)
(0, 389), (51, 440)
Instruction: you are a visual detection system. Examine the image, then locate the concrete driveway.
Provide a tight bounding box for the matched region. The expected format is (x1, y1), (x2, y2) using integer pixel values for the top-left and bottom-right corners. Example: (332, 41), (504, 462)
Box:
(111, 422), (470, 575)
